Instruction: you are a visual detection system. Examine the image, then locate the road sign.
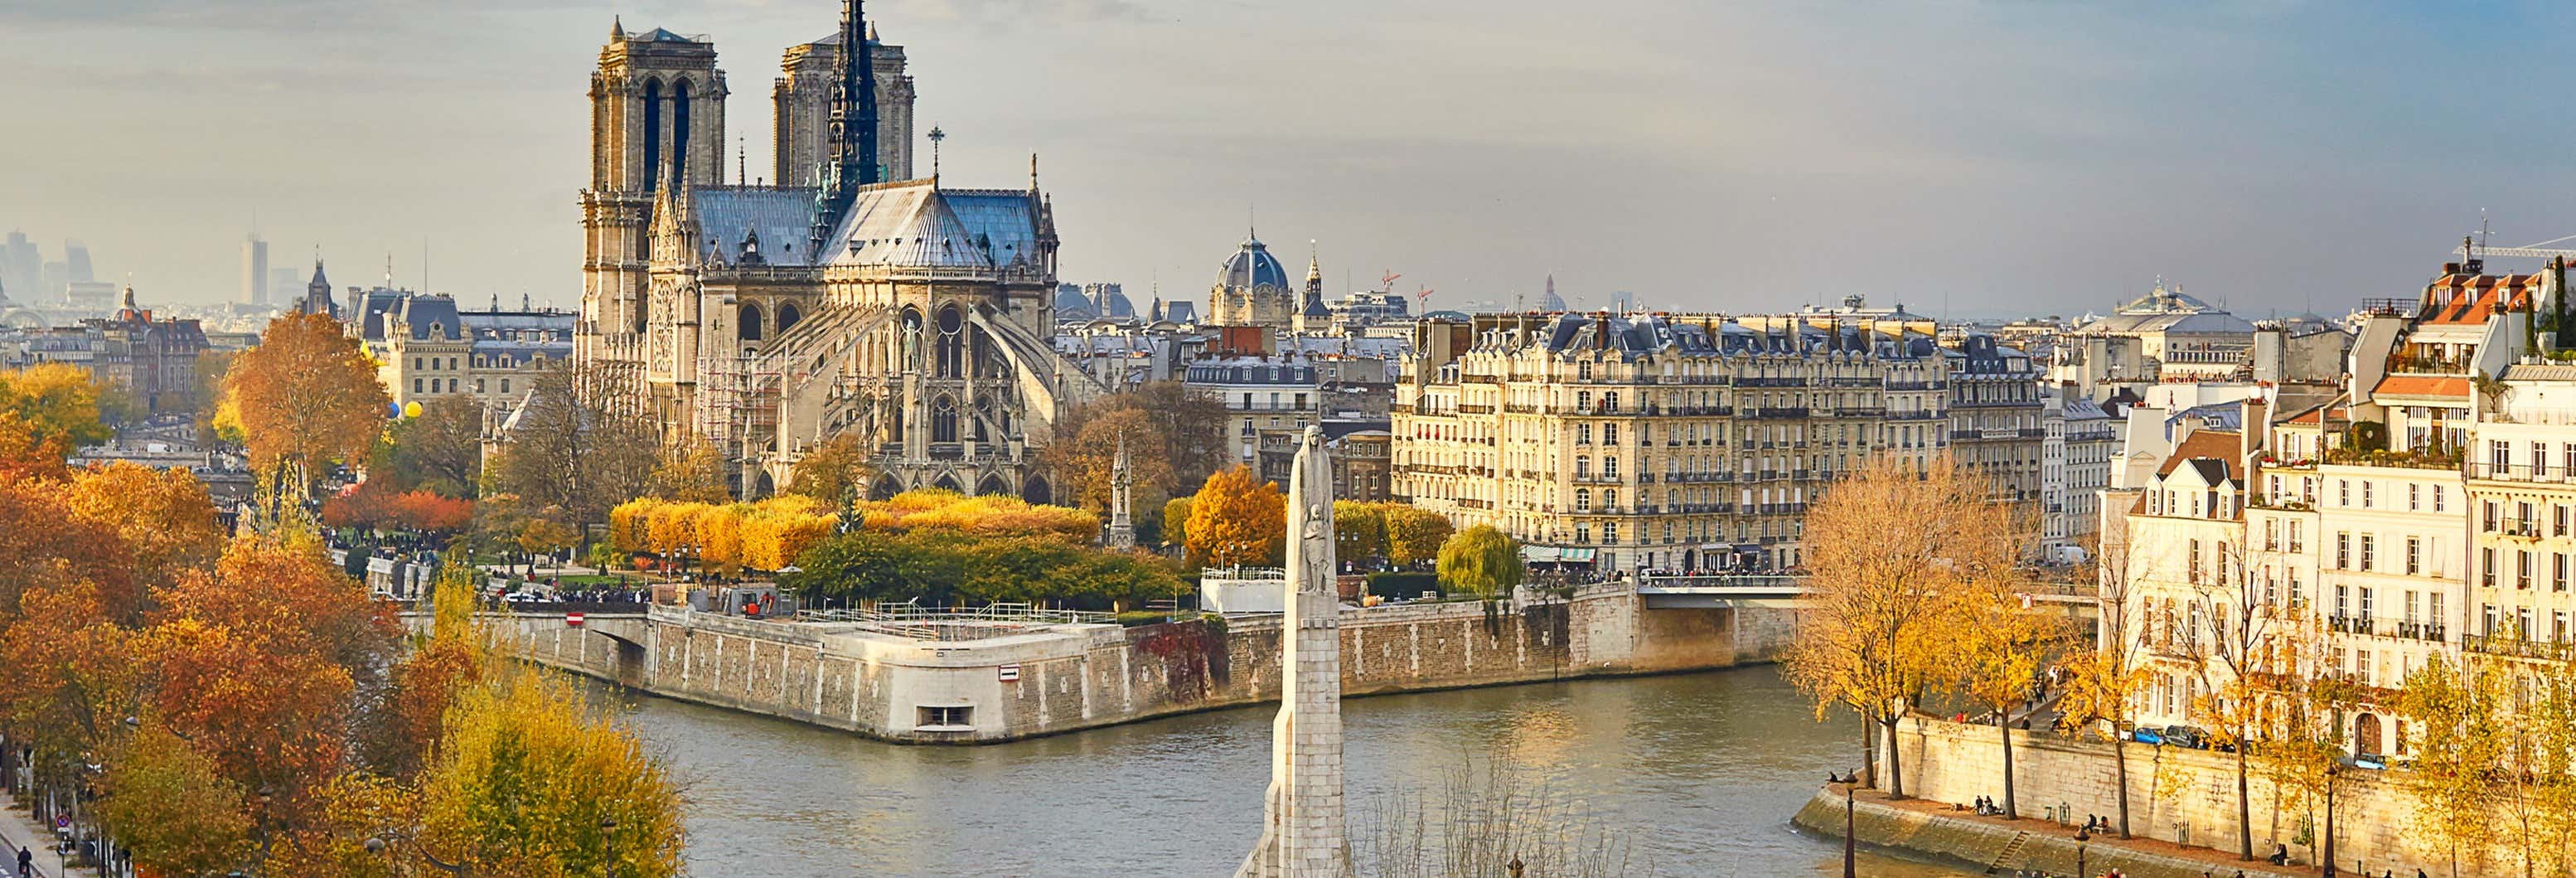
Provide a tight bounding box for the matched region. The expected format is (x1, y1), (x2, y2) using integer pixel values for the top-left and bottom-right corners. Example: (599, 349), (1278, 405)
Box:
(566, 612), (586, 627)
(998, 664), (1021, 682)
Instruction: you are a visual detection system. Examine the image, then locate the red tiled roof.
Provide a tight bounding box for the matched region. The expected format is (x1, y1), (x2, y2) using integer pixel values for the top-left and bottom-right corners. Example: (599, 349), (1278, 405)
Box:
(2421, 274), (2536, 326)
(2157, 429), (2242, 478)
(2372, 375), (2471, 399)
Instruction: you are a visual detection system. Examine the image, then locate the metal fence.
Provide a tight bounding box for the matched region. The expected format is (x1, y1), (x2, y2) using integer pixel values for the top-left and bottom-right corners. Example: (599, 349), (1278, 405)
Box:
(797, 601), (1116, 641)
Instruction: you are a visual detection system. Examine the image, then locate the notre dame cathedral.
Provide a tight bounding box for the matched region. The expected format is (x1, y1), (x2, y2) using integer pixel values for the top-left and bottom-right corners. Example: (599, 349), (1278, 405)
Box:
(576, 0), (1102, 502)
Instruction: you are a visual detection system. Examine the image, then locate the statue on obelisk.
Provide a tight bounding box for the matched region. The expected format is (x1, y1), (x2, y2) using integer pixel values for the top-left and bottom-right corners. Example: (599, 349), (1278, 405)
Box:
(1236, 425), (1352, 878)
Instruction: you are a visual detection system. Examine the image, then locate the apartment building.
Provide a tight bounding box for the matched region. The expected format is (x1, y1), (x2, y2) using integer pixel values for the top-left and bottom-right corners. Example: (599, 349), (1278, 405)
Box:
(1392, 312), (1950, 575)
(2466, 362), (2576, 663)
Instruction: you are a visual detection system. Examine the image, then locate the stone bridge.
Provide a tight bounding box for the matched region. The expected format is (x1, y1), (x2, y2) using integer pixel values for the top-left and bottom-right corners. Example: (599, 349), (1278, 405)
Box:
(398, 604), (653, 686)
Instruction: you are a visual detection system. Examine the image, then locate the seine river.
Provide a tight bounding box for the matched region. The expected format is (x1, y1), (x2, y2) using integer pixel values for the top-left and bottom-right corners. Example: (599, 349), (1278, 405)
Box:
(599, 666), (1975, 877)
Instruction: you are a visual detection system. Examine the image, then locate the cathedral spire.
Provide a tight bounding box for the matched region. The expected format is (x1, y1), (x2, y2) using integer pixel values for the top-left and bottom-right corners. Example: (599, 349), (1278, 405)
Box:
(824, 0), (881, 219)
(612, 15), (624, 40)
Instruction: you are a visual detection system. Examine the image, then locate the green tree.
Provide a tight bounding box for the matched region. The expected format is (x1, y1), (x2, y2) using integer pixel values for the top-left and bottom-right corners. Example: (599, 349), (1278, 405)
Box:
(1383, 505), (1455, 568)
(1161, 497), (1193, 550)
(1435, 524), (1523, 603)
(384, 396), (485, 497)
(1333, 500), (1388, 566)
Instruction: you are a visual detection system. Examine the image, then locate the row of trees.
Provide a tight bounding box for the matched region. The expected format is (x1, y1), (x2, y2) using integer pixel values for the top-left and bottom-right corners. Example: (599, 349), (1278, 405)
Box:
(608, 496), (840, 574)
(1334, 501), (1456, 570)
(1782, 456), (2067, 818)
(784, 530), (1188, 609)
(0, 363), (684, 877)
(2394, 652), (2576, 876)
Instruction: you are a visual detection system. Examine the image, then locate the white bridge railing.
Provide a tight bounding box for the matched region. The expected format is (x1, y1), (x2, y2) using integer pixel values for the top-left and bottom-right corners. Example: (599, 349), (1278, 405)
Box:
(797, 600), (1116, 641)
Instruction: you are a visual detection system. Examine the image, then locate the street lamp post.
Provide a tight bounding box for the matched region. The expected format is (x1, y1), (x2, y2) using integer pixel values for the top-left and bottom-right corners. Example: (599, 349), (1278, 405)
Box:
(2322, 760), (2340, 878)
(601, 817), (618, 878)
(2075, 826), (2091, 878)
(1842, 782), (1856, 878)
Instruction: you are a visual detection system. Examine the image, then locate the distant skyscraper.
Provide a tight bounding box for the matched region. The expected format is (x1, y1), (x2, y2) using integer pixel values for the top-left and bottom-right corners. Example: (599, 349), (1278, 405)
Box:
(64, 240), (93, 284)
(269, 267), (302, 304)
(241, 235), (269, 305)
(0, 231), (31, 301)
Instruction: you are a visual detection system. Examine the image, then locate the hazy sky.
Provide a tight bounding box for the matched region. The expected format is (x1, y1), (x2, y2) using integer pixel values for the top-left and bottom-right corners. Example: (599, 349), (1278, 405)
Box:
(6, 0), (2576, 318)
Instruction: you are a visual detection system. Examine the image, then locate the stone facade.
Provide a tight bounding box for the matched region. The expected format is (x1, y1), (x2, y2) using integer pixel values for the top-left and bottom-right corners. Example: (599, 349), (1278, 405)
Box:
(1393, 312), (1952, 574)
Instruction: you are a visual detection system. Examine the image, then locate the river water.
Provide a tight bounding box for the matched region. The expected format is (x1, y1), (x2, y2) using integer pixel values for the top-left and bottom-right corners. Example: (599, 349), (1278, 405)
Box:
(599, 666), (1975, 877)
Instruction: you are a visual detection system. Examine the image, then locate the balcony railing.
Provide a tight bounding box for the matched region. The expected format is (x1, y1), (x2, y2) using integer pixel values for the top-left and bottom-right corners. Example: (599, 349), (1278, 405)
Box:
(2467, 462), (2576, 483)
(2462, 633), (2573, 660)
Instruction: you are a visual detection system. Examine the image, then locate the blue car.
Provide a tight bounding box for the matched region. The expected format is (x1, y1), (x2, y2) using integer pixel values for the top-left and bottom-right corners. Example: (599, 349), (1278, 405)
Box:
(2128, 726), (2165, 745)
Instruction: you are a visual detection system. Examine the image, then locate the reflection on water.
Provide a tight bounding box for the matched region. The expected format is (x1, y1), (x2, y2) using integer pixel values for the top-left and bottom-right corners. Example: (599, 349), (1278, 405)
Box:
(599, 665), (1973, 877)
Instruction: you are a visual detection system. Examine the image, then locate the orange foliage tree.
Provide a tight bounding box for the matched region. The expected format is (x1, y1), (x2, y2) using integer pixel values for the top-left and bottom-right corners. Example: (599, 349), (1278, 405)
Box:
(223, 312), (389, 488)
(1184, 465), (1286, 568)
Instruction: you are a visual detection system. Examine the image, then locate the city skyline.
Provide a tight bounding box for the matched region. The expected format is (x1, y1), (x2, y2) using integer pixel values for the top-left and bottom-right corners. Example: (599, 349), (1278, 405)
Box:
(8, 1), (2576, 316)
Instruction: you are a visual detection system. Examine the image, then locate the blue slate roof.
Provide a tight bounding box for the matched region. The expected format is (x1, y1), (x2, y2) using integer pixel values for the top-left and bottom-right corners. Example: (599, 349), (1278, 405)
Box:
(695, 187), (826, 267)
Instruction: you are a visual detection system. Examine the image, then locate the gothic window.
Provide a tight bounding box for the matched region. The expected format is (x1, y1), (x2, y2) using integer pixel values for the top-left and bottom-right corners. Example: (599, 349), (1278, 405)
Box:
(932, 396), (959, 443)
(641, 78), (663, 190)
(671, 79), (693, 182)
(937, 305), (965, 378)
(738, 303), (765, 341)
(777, 303), (803, 333)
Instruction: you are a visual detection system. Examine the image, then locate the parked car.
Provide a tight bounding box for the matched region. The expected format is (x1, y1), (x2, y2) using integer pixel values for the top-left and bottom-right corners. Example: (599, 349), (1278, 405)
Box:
(2162, 725), (2208, 749)
(2128, 726), (2164, 745)
(2350, 753), (2389, 770)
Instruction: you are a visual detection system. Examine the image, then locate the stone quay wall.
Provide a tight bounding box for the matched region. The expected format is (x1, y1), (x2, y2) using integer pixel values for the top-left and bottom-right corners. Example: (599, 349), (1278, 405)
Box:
(479, 586), (1793, 744)
(1883, 715), (2514, 876)
(1790, 788), (2315, 878)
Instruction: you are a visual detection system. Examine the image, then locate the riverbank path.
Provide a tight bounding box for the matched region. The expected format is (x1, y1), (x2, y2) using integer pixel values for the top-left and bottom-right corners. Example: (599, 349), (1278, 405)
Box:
(0, 788), (65, 878)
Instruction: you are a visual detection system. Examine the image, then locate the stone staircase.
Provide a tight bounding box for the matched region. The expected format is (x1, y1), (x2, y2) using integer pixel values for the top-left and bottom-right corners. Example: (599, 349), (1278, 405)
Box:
(1983, 830), (2030, 875)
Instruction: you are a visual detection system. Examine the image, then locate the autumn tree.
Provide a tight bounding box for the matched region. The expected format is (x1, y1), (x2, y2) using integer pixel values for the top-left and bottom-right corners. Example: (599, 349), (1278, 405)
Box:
(55, 461), (225, 622)
(1050, 381), (1232, 492)
(1435, 524), (1523, 604)
(490, 366), (655, 546)
(786, 432), (873, 502)
(2055, 525), (2153, 837)
(99, 721), (256, 877)
(1184, 465), (1286, 568)
(224, 311), (390, 491)
(1334, 500), (1388, 566)
(383, 395), (486, 497)
(2394, 652), (2502, 875)
(1952, 578), (2062, 820)
(419, 674), (685, 878)
(651, 436), (732, 503)
(2181, 537), (2289, 861)
(1383, 505), (1455, 568)
(0, 363), (114, 476)
(1054, 407), (1179, 525)
(1784, 456), (2011, 798)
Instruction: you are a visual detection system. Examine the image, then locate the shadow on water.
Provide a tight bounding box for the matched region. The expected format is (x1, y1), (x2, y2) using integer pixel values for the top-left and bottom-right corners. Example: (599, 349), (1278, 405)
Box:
(589, 665), (1975, 877)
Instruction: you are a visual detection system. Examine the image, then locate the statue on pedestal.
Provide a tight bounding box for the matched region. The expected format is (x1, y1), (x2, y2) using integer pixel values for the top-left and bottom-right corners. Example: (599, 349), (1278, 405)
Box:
(1235, 426), (1353, 878)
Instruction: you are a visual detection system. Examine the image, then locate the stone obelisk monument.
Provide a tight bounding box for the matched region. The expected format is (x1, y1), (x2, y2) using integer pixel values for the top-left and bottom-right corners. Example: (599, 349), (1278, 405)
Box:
(1236, 426), (1353, 878)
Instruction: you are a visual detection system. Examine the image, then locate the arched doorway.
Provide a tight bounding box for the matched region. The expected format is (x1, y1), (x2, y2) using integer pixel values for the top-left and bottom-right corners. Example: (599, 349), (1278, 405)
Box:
(2354, 713), (2383, 755)
(869, 473), (903, 501)
(975, 474), (1008, 497)
(1020, 477), (1053, 506)
(933, 473), (963, 493)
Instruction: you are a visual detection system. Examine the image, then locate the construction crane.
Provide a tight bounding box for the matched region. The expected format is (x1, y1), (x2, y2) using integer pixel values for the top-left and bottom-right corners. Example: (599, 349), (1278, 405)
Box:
(2456, 233), (2576, 261)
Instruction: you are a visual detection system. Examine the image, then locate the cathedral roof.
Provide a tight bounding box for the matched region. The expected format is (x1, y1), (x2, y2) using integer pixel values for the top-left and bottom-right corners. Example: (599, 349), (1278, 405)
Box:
(694, 187), (824, 267)
(1219, 236), (1291, 290)
(627, 27), (703, 44)
(830, 181), (994, 270)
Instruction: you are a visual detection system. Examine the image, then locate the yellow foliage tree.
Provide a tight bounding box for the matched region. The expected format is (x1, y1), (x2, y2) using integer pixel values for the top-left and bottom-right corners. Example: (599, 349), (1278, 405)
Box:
(0, 363), (114, 473)
(1184, 465), (1285, 568)
(98, 721), (256, 878)
(419, 674), (684, 878)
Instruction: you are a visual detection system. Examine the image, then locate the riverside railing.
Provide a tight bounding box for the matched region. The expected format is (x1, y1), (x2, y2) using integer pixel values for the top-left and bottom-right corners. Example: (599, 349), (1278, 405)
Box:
(796, 601), (1117, 641)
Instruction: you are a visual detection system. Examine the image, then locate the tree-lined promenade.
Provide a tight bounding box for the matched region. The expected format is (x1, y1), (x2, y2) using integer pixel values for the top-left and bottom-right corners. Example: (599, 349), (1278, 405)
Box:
(1785, 454), (2576, 876)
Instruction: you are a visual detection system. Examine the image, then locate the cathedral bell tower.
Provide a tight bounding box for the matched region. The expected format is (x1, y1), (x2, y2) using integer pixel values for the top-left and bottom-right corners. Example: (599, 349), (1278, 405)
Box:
(579, 18), (729, 407)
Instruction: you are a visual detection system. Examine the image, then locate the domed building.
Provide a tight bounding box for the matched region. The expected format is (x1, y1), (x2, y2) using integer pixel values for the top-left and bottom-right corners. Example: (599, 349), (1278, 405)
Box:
(1208, 231), (1324, 331)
